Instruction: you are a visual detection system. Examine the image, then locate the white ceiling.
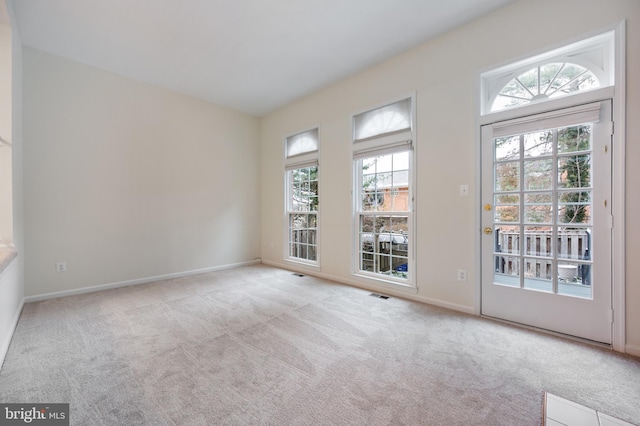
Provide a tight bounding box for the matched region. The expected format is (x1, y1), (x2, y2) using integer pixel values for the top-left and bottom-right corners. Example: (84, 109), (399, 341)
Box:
(9, 0), (516, 116)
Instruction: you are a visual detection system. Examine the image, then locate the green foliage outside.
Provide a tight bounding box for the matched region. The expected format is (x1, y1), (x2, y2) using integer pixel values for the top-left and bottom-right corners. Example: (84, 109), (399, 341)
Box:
(494, 125), (591, 224)
(558, 126), (590, 224)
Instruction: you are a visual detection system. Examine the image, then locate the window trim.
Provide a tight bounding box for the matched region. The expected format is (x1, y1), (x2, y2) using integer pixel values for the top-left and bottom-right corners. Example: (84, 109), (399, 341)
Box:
(351, 93), (417, 288)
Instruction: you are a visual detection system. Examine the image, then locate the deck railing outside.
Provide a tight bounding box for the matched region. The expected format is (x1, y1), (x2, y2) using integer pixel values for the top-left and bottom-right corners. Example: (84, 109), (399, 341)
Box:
(495, 228), (591, 286)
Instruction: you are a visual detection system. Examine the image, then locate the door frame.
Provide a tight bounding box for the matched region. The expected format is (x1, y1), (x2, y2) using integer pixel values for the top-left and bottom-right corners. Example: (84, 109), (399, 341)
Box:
(474, 23), (626, 353)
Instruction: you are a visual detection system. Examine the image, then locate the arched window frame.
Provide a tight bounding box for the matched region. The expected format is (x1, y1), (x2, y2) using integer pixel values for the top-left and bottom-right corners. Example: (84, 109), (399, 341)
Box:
(481, 31), (615, 116)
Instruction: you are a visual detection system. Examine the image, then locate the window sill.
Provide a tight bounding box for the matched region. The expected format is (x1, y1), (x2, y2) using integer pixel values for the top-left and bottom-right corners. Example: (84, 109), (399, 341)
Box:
(0, 246), (18, 275)
(352, 272), (417, 294)
(284, 258), (321, 271)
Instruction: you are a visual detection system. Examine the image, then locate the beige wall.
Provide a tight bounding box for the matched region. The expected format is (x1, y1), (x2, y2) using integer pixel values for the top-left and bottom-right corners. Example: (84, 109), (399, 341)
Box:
(23, 48), (261, 297)
(260, 0), (640, 353)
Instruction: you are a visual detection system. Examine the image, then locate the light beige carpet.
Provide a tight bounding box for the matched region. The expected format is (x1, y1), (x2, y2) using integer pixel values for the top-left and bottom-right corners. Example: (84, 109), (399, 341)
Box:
(1, 264), (639, 425)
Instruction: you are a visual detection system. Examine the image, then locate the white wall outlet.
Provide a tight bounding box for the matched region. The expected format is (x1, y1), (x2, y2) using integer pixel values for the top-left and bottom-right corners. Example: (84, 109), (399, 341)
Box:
(56, 262), (67, 272)
(459, 184), (469, 196)
(457, 269), (467, 282)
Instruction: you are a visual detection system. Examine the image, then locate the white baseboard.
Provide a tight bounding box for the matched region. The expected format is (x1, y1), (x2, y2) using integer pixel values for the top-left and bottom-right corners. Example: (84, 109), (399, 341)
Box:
(0, 298), (24, 370)
(625, 344), (640, 358)
(406, 294), (476, 315)
(24, 259), (262, 303)
(262, 259), (475, 316)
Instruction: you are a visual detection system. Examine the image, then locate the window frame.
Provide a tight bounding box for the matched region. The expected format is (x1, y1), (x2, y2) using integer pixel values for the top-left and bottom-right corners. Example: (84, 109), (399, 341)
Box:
(284, 127), (320, 267)
(352, 94), (416, 289)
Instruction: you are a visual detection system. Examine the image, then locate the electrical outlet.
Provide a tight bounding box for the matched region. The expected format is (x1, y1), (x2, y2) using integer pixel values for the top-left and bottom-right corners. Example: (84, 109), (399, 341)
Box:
(56, 262), (67, 272)
(457, 269), (467, 282)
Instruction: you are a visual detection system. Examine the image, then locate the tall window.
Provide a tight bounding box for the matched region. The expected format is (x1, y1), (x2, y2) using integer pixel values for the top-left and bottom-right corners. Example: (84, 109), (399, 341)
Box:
(353, 96), (414, 286)
(285, 128), (319, 264)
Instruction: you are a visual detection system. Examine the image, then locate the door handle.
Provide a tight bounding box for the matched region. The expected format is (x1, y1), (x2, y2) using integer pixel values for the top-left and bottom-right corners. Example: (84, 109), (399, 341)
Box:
(484, 227), (493, 235)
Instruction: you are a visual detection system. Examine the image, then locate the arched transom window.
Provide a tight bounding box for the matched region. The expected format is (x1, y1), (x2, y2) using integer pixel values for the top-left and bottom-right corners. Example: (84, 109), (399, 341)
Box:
(492, 63), (600, 112)
(481, 31), (614, 115)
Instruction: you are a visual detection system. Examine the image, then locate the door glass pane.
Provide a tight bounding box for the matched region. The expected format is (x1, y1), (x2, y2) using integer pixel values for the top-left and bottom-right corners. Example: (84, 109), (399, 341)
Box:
(495, 162), (520, 191)
(558, 261), (592, 298)
(524, 256), (552, 292)
(495, 225), (520, 255)
(524, 130), (553, 158)
(495, 136), (520, 161)
(524, 192), (552, 223)
(494, 224), (520, 287)
(525, 226), (553, 257)
(494, 255), (520, 287)
(524, 159), (553, 190)
(558, 155), (591, 189)
(558, 191), (591, 225)
(558, 125), (591, 153)
(494, 194), (519, 222)
(557, 227), (591, 260)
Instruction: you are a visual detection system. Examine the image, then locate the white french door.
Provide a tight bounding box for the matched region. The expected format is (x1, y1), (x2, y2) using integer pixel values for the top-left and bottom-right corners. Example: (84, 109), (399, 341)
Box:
(481, 100), (613, 344)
